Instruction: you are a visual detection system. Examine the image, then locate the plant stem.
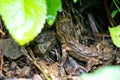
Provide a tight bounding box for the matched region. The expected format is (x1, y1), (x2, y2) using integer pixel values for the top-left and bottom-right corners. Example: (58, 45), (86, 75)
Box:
(113, 0), (120, 12)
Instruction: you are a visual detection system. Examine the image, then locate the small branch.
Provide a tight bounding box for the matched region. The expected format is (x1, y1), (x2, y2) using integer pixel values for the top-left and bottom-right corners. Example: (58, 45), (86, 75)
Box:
(21, 47), (51, 80)
(103, 0), (115, 27)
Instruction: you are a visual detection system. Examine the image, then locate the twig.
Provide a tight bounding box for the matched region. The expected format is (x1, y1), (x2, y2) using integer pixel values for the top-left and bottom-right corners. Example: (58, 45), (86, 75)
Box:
(103, 0), (115, 27)
(21, 47), (51, 80)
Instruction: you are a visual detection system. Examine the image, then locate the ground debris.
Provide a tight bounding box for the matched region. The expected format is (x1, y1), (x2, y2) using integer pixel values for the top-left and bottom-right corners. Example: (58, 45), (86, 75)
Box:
(1, 0), (120, 80)
(0, 38), (24, 59)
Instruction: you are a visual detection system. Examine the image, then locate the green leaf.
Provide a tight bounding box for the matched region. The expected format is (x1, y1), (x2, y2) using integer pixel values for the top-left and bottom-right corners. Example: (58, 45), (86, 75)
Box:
(81, 66), (120, 80)
(0, 0), (47, 46)
(46, 0), (62, 25)
(73, 0), (78, 3)
(109, 25), (120, 47)
(111, 9), (119, 18)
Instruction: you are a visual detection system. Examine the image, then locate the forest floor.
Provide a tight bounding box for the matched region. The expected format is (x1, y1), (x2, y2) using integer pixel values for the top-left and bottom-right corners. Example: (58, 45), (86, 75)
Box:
(0, 0), (120, 80)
